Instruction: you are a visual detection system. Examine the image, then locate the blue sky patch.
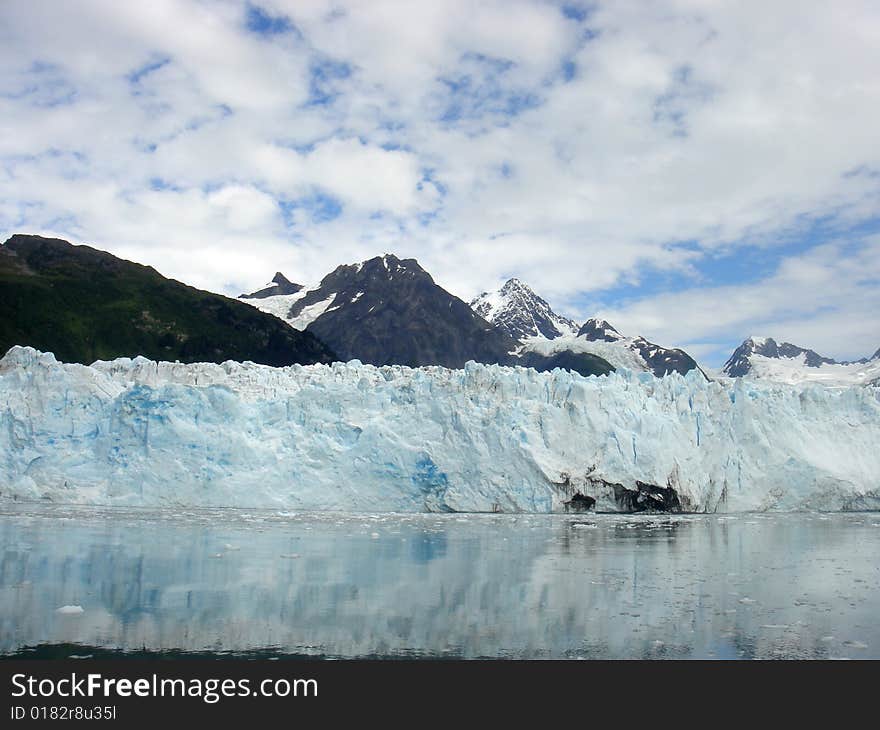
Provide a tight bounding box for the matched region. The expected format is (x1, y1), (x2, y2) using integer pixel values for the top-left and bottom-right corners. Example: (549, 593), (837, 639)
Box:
(245, 3), (296, 36)
(149, 177), (182, 192)
(126, 56), (171, 86)
(418, 169), (448, 198)
(1, 62), (78, 108)
(280, 192), (344, 225)
(585, 214), (880, 316)
(842, 164), (880, 180)
(652, 65), (714, 138)
(435, 54), (543, 127)
(306, 58), (352, 106)
(562, 4), (591, 22)
(309, 193), (343, 223)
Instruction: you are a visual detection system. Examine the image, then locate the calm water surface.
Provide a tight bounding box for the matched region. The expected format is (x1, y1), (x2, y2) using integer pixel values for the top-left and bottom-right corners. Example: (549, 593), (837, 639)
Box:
(1, 504), (878, 659)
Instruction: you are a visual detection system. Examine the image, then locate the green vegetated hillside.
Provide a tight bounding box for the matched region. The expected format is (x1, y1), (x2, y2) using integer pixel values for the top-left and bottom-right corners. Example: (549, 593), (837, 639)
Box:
(0, 234), (336, 366)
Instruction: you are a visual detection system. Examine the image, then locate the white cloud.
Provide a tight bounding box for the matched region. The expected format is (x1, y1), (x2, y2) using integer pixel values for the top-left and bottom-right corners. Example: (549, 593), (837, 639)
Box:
(253, 137), (424, 213)
(599, 236), (880, 363)
(0, 0), (878, 364)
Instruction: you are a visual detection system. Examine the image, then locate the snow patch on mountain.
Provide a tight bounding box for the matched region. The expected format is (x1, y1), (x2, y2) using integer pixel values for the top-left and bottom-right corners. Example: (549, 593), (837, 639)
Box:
(519, 334), (649, 372)
(518, 319), (699, 378)
(2, 346), (878, 514)
(242, 285), (345, 332)
(287, 294), (337, 330)
(736, 353), (880, 387)
(243, 289), (310, 326)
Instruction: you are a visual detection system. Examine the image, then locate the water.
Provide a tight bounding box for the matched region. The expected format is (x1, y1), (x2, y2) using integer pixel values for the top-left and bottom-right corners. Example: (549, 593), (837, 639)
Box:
(1, 504), (878, 659)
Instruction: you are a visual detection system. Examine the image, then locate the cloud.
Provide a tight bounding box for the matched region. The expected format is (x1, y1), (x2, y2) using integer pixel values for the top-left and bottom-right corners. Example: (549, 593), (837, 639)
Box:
(599, 234), (880, 365)
(253, 137), (426, 214)
(0, 0), (878, 366)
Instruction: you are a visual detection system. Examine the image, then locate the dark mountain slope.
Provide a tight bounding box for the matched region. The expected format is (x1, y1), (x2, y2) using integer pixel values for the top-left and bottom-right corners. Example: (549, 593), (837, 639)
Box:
(518, 349), (615, 378)
(0, 234), (335, 366)
(291, 254), (517, 368)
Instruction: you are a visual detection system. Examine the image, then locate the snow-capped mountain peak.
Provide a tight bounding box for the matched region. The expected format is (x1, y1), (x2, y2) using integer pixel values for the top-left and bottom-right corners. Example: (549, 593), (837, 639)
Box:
(470, 278), (579, 341)
(577, 318), (624, 343)
(722, 336), (880, 386)
(240, 254), (435, 331)
(240, 253), (516, 368)
(723, 336), (835, 378)
(240, 272), (304, 300)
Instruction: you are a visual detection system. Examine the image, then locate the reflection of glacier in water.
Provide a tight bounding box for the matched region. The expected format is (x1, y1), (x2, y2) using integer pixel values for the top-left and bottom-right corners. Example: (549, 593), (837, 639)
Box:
(1, 505), (878, 659)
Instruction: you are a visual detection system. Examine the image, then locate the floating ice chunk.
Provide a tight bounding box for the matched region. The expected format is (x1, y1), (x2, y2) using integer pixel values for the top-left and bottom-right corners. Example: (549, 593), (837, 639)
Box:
(55, 605), (84, 615)
(842, 640), (868, 649)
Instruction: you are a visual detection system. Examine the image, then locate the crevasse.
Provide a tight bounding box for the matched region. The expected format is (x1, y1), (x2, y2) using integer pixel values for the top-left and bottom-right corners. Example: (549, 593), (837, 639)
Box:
(1, 346), (878, 512)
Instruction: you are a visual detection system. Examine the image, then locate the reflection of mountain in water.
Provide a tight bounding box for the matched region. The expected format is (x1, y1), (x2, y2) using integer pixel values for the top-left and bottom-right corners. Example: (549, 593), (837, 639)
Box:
(0, 508), (878, 659)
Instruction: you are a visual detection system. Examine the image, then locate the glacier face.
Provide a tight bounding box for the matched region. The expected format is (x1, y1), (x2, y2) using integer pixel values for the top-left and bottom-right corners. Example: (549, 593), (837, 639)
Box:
(1, 346), (878, 513)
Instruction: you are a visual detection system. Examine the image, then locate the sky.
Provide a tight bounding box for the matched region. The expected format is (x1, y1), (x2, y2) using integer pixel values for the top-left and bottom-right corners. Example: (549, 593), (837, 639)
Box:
(1, 0), (879, 367)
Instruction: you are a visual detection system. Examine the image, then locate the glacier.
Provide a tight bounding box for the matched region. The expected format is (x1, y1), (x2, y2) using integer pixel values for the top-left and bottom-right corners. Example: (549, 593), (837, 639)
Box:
(1, 346), (878, 513)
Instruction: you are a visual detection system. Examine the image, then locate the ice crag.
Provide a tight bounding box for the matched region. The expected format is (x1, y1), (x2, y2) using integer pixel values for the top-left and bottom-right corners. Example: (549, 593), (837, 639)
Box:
(1, 346), (878, 513)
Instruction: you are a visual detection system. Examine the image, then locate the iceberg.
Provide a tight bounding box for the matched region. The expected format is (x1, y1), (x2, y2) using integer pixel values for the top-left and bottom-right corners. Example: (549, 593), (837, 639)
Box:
(1, 346), (878, 512)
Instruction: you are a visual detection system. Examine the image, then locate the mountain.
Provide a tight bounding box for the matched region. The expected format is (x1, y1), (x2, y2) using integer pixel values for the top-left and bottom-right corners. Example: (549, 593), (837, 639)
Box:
(574, 318), (700, 377)
(240, 272), (303, 299)
(723, 337), (835, 377)
(722, 336), (880, 386)
(518, 316), (700, 378)
(241, 257), (613, 376)
(242, 254), (521, 369)
(466, 277), (699, 378)
(577, 318), (622, 343)
(470, 278), (578, 341)
(0, 234), (335, 367)
(606, 336), (700, 379)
